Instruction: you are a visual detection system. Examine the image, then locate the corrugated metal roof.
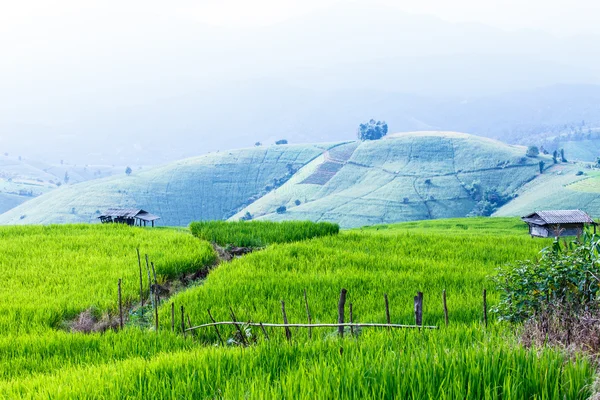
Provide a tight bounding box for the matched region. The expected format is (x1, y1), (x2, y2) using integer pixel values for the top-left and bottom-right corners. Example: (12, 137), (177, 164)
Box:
(101, 208), (142, 218)
(522, 210), (595, 225)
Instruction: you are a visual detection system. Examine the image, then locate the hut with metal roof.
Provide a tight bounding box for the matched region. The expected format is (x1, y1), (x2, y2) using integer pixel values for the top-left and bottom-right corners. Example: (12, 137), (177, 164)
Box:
(98, 208), (160, 227)
(521, 210), (596, 238)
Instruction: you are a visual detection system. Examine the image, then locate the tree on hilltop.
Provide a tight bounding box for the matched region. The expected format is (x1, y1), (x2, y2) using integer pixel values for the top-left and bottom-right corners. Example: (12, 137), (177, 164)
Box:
(358, 119), (388, 141)
(125, 166), (132, 176)
(526, 146), (539, 158)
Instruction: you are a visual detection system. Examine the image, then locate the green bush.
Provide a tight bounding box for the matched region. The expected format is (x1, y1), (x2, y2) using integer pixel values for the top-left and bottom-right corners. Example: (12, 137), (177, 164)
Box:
(493, 230), (600, 322)
(189, 220), (340, 247)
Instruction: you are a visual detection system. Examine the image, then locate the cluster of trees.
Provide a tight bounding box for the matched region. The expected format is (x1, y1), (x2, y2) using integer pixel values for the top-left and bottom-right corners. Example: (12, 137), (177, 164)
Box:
(357, 119), (388, 141)
(466, 181), (513, 217)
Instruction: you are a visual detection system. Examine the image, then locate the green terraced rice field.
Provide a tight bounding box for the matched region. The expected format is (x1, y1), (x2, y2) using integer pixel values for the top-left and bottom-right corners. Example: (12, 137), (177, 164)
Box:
(0, 219), (595, 399)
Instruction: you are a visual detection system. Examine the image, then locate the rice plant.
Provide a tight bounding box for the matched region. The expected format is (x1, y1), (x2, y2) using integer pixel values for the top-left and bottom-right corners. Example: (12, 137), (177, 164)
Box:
(189, 220), (339, 247)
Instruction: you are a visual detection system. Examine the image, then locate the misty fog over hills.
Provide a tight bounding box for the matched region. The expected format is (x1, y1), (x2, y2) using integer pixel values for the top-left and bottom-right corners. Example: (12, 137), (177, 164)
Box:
(1, 2), (599, 165)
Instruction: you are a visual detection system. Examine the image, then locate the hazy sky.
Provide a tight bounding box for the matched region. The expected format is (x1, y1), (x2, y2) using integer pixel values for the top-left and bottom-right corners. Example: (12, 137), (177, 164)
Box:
(2, 0), (599, 164)
(2, 0), (599, 36)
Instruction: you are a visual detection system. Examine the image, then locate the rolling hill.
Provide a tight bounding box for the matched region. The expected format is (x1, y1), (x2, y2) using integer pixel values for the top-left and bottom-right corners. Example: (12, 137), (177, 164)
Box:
(0, 144), (331, 225)
(495, 163), (600, 218)
(0, 154), (125, 214)
(0, 132), (552, 228)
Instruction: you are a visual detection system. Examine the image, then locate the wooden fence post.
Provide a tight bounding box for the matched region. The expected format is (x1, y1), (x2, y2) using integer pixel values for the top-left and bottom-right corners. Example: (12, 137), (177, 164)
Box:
(207, 308), (224, 346)
(349, 303), (354, 336)
(145, 254), (153, 311)
(118, 279), (123, 329)
(171, 303), (175, 332)
(338, 288), (347, 337)
(384, 293), (391, 329)
(483, 289), (488, 328)
(281, 300), (292, 342)
(181, 305), (185, 337)
(154, 291), (159, 331)
(442, 289), (448, 327)
(229, 307), (248, 346)
(259, 322), (270, 340)
(137, 248), (143, 307)
(414, 292), (423, 327)
(151, 262), (159, 331)
(303, 289), (312, 339)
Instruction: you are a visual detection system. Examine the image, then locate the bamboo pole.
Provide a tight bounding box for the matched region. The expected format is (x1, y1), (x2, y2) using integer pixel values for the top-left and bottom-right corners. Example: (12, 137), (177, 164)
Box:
(303, 289), (312, 339)
(281, 300), (292, 342)
(186, 321), (438, 332)
(207, 308), (224, 346)
(338, 288), (347, 337)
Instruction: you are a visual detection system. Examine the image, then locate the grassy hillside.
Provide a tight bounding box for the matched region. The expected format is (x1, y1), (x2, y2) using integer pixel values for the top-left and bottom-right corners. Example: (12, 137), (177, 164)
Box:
(0, 219), (594, 398)
(495, 162), (600, 218)
(0, 144), (330, 226)
(0, 153), (124, 214)
(232, 132), (548, 227)
(1, 132), (547, 228)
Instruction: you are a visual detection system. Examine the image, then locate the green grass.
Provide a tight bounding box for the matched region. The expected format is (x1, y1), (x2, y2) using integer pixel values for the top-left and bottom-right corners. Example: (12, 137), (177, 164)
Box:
(0, 328), (593, 399)
(357, 216), (528, 235)
(169, 219), (547, 335)
(0, 224), (216, 333)
(0, 219), (595, 399)
(189, 220), (340, 247)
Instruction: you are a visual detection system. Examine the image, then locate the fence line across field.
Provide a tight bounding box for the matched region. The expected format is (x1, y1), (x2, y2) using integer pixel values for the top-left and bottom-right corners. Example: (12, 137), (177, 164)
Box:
(120, 251), (490, 339)
(185, 321), (438, 333)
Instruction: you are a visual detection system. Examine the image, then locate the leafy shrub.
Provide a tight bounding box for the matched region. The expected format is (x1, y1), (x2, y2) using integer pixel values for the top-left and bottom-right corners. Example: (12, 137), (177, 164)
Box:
(493, 230), (600, 323)
(467, 187), (513, 217)
(526, 146), (539, 158)
(276, 206), (287, 214)
(189, 220), (340, 247)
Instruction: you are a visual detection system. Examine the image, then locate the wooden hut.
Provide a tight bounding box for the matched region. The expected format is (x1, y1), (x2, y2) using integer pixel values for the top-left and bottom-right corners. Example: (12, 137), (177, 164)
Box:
(521, 210), (596, 238)
(98, 208), (160, 227)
